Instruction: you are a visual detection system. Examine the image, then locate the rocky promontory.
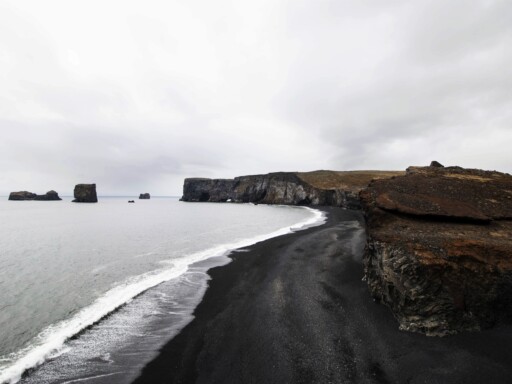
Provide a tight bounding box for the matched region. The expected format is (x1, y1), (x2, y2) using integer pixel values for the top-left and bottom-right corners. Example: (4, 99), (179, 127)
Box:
(139, 193), (151, 199)
(72, 184), (98, 203)
(181, 170), (401, 209)
(181, 165), (512, 336)
(9, 190), (62, 201)
(360, 164), (512, 336)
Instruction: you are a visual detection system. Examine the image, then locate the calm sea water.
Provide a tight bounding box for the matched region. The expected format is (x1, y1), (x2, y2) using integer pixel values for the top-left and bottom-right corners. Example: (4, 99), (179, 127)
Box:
(0, 197), (324, 384)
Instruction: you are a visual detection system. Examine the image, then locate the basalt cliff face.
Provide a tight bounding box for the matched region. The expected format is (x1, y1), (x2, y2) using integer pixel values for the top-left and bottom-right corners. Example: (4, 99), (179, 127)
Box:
(360, 165), (512, 336)
(182, 178), (236, 203)
(181, 171), (401, 209)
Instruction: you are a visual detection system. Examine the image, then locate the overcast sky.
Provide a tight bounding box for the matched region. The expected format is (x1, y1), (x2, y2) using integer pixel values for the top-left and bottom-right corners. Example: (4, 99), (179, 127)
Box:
(1, 0), (511, 195)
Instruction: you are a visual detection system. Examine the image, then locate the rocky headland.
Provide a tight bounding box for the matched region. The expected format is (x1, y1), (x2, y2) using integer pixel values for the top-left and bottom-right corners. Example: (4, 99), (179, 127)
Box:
(139, 193), (151, 199)
(9, 190), (62, 201)
(360, 163), (512, 336)
(72, 184), (98, 203)
(181, 170), (402, 209)
(182, 164), (512, 336)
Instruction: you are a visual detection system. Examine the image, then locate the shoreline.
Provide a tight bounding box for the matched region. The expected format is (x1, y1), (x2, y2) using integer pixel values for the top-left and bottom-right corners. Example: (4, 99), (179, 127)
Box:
(131, 206), (512, 384)
(3, 204), (322, 384)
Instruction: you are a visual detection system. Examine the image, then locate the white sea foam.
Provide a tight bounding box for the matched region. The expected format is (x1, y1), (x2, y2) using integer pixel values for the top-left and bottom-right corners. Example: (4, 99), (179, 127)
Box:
(0, 207), (325, 384)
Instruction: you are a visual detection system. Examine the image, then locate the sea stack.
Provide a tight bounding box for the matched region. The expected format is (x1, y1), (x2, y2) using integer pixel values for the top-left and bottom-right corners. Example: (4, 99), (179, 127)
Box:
(360, 164), (512, 336)
(9, 190), (62, 201)
(72, 184), (98, 203)
(9, 191), (37, 200)
(34, 190), (62, 201)
(139, 193), (150, 199)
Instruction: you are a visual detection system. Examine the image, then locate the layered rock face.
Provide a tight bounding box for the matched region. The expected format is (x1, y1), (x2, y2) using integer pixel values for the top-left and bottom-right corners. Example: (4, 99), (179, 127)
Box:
(360, 165), (512, 336)
(72, 184), (98, 203)
(139, 193), (150, 199)
(233, 172), (338, 205)
(180, 171), (388, 208)
(9, 190), (61, 201)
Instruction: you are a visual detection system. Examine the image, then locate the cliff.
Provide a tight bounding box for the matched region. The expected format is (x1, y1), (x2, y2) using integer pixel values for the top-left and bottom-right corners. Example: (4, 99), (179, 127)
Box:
(360, 164), (512, 336)
(181, 170), (402, 209)
(182, 178), (235, 202)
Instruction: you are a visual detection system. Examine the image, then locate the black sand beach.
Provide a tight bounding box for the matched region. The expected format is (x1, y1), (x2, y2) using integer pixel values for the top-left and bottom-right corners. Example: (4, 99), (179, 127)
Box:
(133, 207), (512, 384)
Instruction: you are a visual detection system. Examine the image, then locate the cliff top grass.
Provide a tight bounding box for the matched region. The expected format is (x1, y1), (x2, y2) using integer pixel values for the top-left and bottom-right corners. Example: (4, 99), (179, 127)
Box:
(297, 170), (404, 191)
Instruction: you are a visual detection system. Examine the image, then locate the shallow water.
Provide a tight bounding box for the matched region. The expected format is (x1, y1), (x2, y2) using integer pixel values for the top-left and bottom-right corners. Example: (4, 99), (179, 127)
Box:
(0, 197), (323, 383)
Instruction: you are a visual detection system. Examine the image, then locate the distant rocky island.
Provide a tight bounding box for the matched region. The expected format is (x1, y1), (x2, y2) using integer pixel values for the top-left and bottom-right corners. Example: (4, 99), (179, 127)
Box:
(9, 190), (62, 201)
(181, 163), (512, 336)
(72, 184), (98, 203)
(8, 184), (150, 204)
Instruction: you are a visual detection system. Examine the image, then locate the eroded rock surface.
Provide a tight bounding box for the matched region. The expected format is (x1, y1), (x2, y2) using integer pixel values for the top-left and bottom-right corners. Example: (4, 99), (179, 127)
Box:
(72, 184), (98, 203)
(233, 172), (347, 206)
(360, 165), (512, 336)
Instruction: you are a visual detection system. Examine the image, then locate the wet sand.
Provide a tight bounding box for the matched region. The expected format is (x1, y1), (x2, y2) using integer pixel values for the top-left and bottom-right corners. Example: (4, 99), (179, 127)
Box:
(133, 207), (512, 384)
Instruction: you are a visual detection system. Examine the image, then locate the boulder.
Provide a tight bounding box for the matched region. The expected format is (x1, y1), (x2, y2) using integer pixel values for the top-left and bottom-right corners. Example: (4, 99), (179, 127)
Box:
(139, 193), (150, 199)
(360, 165), (512, 336)
(72, 184), (98, 203)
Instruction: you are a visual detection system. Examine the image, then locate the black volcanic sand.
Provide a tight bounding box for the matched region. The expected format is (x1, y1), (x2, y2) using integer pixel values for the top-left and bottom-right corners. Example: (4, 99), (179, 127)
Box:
(132, 207), (512, 384)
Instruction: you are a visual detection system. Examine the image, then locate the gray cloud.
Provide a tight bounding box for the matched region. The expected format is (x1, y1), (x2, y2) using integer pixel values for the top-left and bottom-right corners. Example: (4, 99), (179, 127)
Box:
(1, 0), (511, 195)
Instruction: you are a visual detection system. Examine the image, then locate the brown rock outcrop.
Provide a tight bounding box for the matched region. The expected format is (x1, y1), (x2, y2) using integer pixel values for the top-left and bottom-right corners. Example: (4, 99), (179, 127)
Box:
(360, 165), (512, 336)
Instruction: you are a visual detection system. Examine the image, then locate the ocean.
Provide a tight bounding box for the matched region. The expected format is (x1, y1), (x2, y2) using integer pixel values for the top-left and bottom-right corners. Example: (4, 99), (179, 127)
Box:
(0, 197), (324, 384)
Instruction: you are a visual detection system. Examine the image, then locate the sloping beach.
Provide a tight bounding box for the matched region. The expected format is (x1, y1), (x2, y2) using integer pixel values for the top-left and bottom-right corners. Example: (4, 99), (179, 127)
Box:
(133, 207), (512, 384)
